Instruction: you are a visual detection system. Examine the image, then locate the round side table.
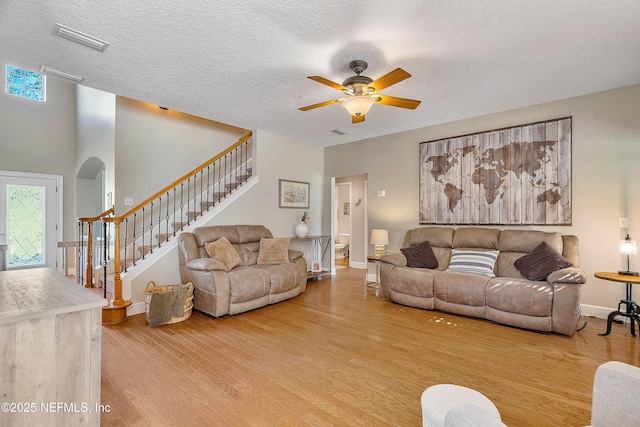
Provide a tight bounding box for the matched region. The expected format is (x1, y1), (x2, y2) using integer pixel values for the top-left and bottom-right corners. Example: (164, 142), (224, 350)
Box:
(594, 272), (640, 337)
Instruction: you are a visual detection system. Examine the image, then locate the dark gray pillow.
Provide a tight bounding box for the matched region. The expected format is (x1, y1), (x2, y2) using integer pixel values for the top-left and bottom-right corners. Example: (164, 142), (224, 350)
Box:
(400, 240), (438, 269)
(514, 241), (572, 281)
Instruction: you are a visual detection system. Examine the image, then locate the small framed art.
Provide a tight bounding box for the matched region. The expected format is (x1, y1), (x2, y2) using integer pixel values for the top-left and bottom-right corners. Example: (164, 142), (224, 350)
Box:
(279, 179), (310, 209)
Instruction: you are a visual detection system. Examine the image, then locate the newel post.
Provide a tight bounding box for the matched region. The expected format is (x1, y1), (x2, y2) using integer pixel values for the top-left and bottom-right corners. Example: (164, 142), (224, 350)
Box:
(84, 221), (93, 288)
(102, 217), (132, 325)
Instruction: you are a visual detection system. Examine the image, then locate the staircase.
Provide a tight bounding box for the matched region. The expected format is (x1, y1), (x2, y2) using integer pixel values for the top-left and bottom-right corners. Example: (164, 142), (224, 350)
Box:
(77, 132), (254, 323)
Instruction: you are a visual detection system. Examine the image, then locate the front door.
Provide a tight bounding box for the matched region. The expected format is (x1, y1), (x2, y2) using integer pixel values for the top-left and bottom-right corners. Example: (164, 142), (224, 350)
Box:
(0, 171), (61, 270)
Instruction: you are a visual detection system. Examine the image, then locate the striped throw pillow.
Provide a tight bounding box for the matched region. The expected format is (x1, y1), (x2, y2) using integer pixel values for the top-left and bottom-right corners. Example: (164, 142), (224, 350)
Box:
(446, 249), (499, 277)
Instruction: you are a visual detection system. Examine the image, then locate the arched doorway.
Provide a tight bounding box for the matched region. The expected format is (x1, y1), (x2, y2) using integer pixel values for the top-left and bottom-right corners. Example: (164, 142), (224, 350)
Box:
(76, 157), (106, 218)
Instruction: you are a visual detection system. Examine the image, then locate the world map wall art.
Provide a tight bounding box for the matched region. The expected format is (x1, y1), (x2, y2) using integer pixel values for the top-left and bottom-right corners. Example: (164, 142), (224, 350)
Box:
(419, 117), (571, 225)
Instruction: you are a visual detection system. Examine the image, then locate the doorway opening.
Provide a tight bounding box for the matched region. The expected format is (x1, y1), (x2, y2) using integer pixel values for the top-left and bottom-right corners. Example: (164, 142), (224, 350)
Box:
(332, 173), (368, 272)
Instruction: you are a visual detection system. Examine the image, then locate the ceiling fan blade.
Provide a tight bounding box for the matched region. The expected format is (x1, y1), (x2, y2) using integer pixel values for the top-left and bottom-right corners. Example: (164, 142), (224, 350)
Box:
(375, 95), (421, 110)
(307, 76), (346, 91)
(369, 68), (411, 92)
(298, 99), (341, 111)
(352, 114), (365, 124)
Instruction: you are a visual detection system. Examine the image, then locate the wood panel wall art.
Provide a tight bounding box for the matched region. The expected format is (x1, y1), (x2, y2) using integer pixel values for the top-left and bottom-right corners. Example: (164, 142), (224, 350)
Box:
(419, 117), (572, 225)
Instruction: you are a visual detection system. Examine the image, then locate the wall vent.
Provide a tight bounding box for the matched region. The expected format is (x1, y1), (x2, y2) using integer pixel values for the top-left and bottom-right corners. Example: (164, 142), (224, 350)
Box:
(331, 129), (349, 135)
(54, 23), (110, 52)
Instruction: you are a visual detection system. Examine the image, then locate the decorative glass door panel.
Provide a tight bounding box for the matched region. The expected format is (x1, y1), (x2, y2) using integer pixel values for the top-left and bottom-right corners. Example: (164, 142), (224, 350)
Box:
(0, 172), (59, 270)
(6, 184), (46, 267)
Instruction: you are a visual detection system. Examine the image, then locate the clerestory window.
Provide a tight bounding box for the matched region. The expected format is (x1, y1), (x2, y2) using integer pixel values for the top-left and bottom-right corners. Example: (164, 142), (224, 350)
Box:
(5, 65), (46, 102)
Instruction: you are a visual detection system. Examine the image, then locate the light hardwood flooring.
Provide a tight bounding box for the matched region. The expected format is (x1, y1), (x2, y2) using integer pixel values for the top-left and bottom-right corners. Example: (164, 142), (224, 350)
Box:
(101, 268), (639, 427)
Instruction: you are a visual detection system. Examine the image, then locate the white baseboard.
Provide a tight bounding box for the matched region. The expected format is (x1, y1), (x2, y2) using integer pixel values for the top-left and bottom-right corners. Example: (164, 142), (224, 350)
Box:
(580, 304), (617, 320)
(350, 261), (366, 269)
(366, 273), (377, 283)
(127, 301), (146, 316)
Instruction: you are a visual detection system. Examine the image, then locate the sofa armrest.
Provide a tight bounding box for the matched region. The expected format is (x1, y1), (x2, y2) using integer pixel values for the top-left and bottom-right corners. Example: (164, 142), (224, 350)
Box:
(379, 252), (408, 268)
(288, 249), (304, 262)
(186, 257), (228, 272)
(546, 267), (587, 285)
(590, 361), (640, 427)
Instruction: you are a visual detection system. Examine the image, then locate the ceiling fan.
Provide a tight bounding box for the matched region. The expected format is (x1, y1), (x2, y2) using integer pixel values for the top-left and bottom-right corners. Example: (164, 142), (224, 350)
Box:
(299, 60), (421, 124)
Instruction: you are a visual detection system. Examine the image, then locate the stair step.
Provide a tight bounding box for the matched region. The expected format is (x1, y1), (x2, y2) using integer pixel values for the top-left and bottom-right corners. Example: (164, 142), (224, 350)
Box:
(226, 182), (240, 190)
(138, 245), (154, 256)
(172, 221), (188, 230)
(187, 211), (201, 219)
(155, 233), (172, 242)
(236, 174), (252, 181)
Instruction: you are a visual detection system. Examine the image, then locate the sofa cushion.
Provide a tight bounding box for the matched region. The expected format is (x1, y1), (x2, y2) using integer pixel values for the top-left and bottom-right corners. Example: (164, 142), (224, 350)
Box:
(486, 278), (553, 317)
(514, 241), (573, 281)
(452, 227), (500, 250)
(446, 249), (499, 277)
(434, 271), (488, 307)
(228, 266), (271, 303)
(204, 236), (242, 271)
(406, 227), (455, 248)
(391, 267), (438, 298)
(257, 237), (290, 264)
(401, 241), (438, 269)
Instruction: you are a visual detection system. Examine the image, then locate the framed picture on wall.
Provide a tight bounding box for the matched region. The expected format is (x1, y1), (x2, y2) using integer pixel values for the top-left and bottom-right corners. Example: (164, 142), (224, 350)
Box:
(279, 179), (310, 209)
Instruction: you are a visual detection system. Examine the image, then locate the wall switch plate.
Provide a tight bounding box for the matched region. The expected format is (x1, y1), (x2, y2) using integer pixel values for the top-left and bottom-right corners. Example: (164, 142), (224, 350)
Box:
(378, 189), (385, 197)
(124, 197), (134, 206)
(619, 217), (629, 228)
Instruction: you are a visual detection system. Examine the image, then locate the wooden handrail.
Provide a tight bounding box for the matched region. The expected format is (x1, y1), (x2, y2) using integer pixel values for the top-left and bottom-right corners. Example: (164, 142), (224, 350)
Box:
(113, 131), (252, 221)
(78, 207), (114, 223)
(97, 131), (253, 324)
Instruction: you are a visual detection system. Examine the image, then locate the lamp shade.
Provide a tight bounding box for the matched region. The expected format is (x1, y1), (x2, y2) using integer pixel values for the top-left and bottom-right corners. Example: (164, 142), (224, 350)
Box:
(342, 95), (374, 116)
(620, 234), (637, 255)
(370, 229), (389, 245)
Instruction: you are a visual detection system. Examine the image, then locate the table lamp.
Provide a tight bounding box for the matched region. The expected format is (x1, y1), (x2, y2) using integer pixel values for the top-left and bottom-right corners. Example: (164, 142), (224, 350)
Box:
(371, 229), (389, 255)
(619, 234), (638, 276)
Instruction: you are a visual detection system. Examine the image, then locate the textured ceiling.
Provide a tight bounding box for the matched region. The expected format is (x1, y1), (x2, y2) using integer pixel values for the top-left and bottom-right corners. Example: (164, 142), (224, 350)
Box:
(2, 1), (640, 147)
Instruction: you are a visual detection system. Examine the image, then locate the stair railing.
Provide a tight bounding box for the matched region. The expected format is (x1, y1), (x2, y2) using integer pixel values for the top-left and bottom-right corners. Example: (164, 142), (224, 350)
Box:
(101, 131), (253, 316)
(77, 207), (115, 288)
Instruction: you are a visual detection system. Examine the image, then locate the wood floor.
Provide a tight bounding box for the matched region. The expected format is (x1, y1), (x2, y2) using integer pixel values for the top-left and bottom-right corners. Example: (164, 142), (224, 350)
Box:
(101, 268), (639, 427)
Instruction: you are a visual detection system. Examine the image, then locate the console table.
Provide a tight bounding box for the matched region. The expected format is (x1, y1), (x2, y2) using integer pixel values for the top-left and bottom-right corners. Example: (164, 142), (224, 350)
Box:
(289, 235), (331, 279)
(0, 268), (106, 426)
(594, 271), (640, 337)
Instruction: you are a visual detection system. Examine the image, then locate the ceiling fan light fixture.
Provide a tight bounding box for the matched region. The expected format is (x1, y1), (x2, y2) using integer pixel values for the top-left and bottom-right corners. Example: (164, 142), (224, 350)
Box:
(342, 95), (374, 116)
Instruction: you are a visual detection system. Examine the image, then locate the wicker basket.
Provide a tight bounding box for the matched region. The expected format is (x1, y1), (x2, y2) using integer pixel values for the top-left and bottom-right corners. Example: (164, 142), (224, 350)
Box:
(145, 281), (194, 326)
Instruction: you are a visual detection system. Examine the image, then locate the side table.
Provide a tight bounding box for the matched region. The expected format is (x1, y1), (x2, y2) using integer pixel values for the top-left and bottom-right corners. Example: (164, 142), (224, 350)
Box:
(594, 272), (640, 337)
(365, 254), (381, 297)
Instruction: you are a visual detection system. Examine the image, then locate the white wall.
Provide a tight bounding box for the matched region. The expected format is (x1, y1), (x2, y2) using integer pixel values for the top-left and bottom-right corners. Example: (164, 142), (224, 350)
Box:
(0, 76), (76, 240)
(76, 86), (116, 216)
(324, 83), (640, 316)
(114, 97), (247, 214)
(210, 129), (324, 237)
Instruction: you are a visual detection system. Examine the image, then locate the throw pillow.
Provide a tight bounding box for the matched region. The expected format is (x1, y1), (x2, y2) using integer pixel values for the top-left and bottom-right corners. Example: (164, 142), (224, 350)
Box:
(400, 241), (438, 269)
(446, 249), (499, 277)
(514, 241), (573, 281)
(204, 236), (242, 271)
(257, 237), (290, 265)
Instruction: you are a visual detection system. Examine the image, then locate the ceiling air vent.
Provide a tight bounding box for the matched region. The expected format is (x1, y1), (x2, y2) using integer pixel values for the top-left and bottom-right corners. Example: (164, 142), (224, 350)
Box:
(54, 23), (110, 52)
(40, 66), (85, 83)
(331, 129), (349, 136)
